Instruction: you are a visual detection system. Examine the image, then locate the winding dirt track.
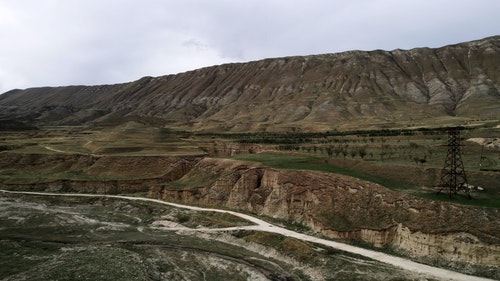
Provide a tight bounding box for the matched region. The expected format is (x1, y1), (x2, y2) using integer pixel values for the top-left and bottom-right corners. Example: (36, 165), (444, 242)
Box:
(1, 189), (494, 281)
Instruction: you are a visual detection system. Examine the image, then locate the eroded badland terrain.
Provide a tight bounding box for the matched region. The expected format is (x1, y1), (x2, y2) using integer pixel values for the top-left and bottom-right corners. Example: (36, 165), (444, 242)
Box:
(0, 37), (499, 280)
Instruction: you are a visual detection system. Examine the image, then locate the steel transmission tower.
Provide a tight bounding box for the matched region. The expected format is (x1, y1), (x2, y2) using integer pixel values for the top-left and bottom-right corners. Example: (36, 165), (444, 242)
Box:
(437, 128), (470, 198)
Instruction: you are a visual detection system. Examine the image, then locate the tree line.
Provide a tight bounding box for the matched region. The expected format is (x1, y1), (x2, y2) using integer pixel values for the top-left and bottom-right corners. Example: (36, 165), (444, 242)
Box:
(203, 126), (466, 145)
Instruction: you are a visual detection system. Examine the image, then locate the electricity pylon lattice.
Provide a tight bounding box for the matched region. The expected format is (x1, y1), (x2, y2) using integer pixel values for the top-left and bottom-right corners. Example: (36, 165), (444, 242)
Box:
(437, 128), (470, 198)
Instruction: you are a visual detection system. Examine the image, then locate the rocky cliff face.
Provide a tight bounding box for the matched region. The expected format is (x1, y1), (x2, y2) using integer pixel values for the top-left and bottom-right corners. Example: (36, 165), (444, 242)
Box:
(150, 158), (500, 268)
(1, 36), (499, 131)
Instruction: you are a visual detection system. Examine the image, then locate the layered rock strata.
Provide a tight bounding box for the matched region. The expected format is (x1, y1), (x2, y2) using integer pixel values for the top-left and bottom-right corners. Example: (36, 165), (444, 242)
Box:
(151, 158), (500, 268)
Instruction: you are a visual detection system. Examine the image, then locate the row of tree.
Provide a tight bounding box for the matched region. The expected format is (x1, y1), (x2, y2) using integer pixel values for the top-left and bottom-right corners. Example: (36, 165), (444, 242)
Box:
(207, 126), (466, 145)
(276, 144), (434, 165)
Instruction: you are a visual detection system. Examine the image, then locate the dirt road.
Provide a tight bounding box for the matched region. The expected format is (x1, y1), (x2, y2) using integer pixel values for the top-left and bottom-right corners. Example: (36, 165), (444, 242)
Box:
(1, 189), (494, 281)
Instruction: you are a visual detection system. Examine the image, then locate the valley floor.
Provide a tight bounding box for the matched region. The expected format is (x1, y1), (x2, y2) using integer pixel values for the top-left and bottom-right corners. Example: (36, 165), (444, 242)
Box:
(0, 189), (494, 281)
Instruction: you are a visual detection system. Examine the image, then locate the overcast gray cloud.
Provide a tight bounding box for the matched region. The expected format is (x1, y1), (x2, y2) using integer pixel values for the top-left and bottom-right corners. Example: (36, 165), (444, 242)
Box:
(0, 0), (499, 94)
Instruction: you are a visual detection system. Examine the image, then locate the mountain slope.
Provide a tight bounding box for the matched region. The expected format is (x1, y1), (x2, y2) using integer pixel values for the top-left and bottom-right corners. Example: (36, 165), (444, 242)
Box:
(1, 36), (499, 132)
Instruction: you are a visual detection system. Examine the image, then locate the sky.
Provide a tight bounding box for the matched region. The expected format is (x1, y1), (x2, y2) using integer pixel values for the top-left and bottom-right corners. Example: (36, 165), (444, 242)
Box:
(0, 0), (499, 94)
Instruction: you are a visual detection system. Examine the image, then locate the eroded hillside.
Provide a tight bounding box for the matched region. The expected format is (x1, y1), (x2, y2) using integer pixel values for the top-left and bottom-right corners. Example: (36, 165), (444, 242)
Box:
(1, 36), (499, 132)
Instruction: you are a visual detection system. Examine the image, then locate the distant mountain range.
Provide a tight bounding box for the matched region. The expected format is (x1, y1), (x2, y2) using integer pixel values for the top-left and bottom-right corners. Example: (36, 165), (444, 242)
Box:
(1, 36), (499, 132)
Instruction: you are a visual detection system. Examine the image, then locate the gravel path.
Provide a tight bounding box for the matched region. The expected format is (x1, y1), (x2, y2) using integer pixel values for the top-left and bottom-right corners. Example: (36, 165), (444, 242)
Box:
(1, 189), (494, 281)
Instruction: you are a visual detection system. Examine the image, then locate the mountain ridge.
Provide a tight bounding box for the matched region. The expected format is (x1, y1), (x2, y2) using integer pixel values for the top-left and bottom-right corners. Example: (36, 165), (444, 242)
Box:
(1, 36), (499, 132)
